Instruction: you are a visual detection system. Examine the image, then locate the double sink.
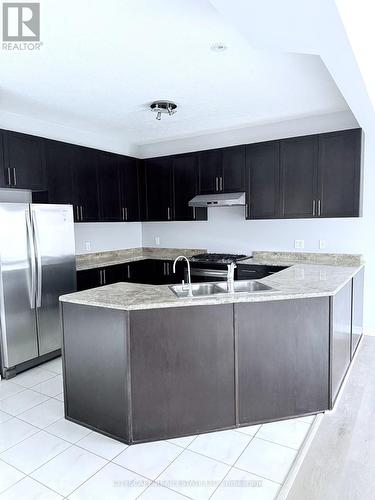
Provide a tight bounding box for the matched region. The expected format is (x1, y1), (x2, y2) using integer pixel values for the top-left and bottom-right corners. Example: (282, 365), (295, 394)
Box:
(169, 280), (275, 298)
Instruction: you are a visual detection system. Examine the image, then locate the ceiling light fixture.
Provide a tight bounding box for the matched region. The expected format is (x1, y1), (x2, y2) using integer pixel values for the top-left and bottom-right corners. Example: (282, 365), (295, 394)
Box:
(150, 100), (177, 121)
(211, 42), (228, 52)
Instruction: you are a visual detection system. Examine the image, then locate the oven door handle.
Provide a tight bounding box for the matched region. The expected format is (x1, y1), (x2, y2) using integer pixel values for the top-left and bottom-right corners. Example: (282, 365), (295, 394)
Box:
(191, 269), (227, 278)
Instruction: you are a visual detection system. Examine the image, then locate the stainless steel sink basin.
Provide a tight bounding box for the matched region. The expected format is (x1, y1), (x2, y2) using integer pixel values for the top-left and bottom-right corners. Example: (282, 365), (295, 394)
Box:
(169, 280), (275, 298)
(216, 280), (274, 293)
(169, 283), (223, 298)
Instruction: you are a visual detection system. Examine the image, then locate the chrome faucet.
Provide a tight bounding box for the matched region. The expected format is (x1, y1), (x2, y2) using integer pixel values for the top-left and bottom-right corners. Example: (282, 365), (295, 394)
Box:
(173, 255), (192, 296)
(227, 262), (237, 292)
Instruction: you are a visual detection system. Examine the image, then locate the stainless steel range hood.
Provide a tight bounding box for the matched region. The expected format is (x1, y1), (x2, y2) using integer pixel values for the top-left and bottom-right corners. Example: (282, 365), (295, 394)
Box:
(189, 192), (246, 208)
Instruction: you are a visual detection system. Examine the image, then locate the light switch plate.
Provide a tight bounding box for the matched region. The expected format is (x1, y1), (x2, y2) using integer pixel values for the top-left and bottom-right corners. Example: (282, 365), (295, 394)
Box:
(319, 240), (326, 249)
(294, 239), (305, 249)
(85, 242), (91, 251)
(155, 236), (160, 245)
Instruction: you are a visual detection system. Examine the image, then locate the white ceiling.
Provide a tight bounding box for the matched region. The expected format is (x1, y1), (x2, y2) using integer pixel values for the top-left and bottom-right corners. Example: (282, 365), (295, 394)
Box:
(0, 0), (351, 154)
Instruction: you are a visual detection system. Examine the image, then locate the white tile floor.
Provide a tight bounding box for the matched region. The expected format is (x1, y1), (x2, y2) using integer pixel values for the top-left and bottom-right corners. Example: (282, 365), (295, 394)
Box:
(0, 358), (315, 499)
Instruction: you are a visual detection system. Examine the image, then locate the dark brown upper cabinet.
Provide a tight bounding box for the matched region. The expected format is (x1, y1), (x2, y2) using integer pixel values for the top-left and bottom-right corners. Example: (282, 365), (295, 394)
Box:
(44, 139), (76, 207)
(144, 156), (173, 221)
(97, 152), (122, 222)
(198, 149), (222, 194)
(72, 147), (100, 222)
(45, 140), (99, 222)
(198, 145), (245, 194)
(3, 130), (46, 190)
(317, 129), (362, 218)
(118, 156), (140, 222)
(172, 153), (207, 221)
(245, 141), (280, 219)
(221, 145), (245, 192)
(280, 135), (318, 218)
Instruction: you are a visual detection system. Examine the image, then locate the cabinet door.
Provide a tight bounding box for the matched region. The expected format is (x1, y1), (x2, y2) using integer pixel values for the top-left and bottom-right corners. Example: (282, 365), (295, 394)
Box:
(119, 157), (140, 222)
(246, 141), (280, 219)
(237, 298), (329, 424)
(330, 280), (352, 406)
(76, 269), (101, 291)
(144, 157), (172, 221)
(45, 140), (76, 207)
(130, 304), (235, 442)
(97, 152), (121, 222)
(221, 145), (245, 192)
(173, 154), (207, 221)
(4, 131), (46, 190)
(0, 132), (5, 187)
(351, 268), (364, 358)
(74, 147), (100, 222)
(103, 264), (126, 285)
(280, 136), (318, 218)
(198, 149), (222, 194)
(318, 129), (362, 218)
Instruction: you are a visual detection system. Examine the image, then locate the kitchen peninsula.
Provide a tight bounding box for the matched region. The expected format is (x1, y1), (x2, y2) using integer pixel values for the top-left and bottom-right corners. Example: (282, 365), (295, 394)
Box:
(60, 252), (364, 445)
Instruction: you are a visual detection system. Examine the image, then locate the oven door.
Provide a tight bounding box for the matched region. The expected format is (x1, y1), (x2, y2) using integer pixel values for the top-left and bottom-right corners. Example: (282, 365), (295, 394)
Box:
(188, 266), (228, 283)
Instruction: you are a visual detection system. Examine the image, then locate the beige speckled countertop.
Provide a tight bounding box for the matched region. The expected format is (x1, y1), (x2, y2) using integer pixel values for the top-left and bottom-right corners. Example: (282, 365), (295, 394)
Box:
(76, 247), (207, 271)
(61, 262), (364, 311)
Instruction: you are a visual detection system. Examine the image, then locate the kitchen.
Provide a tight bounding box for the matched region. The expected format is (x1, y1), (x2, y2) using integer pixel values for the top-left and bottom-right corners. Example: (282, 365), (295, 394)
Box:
(0, 1), (374, 499)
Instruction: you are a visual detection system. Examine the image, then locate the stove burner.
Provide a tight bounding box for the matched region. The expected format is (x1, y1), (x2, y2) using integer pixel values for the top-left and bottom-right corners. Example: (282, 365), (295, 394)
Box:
(190, 253), (248, 264)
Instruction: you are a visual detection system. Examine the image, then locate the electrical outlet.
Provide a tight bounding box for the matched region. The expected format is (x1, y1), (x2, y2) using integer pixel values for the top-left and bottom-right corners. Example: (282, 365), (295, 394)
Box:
(155, 236), (160, 246)
(294, 239), (305, 249)
(85, 242), (91, 251)
(319, 240), (326, 250)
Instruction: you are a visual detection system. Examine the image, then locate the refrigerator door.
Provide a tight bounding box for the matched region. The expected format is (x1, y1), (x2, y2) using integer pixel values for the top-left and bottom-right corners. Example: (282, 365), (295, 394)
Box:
(0, 203), (38, 368)
(31, 204), (76, 355)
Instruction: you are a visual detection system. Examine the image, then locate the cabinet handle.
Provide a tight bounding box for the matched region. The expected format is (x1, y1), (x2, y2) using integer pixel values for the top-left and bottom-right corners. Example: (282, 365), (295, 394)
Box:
(167, 262), (170, 274)
(193, 206), (196, 220)
(6, 167), (12, 186)
(80, 206), (84, 221)
(75, 206), (79, 221)
(163, 262), (166, 275)
(127, 264), (131, 279)
(12, 168), (17, 186)
(215, 177), (219, 192)
(219, 176), (223, 191)
(318, 199), (321, 217)
(125, 207), (128, 221)
(167, 207), (171, 220)
(312, 200), (316, 217)
(103, 269), (106, 285)
(99, 270), (102, 285)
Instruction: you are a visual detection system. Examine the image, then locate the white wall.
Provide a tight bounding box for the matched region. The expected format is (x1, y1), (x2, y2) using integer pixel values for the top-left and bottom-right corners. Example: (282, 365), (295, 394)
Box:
(142, 210), (364, 255)
(74, 222), (142, 255)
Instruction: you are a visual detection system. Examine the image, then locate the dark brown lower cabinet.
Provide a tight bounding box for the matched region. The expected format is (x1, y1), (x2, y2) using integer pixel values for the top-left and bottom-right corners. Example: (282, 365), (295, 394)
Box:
(129, 305), (235, 442)
(330, 280), (352, 406)
(236, 298), (330, 424)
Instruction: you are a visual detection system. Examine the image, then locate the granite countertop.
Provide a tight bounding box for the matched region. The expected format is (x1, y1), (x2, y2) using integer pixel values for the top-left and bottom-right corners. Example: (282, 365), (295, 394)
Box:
(60, 262), (364, 311)
(76, 247), (207, 271)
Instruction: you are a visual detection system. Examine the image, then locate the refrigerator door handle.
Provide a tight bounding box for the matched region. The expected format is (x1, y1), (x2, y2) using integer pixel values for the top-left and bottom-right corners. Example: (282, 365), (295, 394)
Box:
(31, 211), (42, 308)
(25, 210), (36, 309)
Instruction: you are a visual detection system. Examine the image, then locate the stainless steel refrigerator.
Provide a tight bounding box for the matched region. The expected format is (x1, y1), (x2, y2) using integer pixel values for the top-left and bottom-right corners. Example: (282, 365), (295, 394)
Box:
(0, 203), (76, 378)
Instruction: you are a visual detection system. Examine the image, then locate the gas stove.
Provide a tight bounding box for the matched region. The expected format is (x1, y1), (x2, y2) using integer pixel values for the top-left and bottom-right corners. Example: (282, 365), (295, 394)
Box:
(190, 253), (249, 264)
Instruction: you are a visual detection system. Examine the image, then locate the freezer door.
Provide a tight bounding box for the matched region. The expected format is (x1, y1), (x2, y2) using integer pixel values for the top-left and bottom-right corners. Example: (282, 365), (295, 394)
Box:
(0, 204), (38, 368)
(31, 204), (76, 355)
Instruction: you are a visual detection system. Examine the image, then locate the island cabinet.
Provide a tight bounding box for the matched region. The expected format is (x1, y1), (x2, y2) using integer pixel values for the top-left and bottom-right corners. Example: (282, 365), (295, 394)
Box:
(129, 305), (235, 442)
(351, 267), (364, 358)
(236, 297), (330, 425)
(330, 280), (353, 406)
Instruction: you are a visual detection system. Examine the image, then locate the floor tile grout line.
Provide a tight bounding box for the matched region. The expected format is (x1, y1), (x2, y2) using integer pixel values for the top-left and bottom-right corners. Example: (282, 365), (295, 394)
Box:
(254, 433), (310, 451)
(207, 434), (258, 500)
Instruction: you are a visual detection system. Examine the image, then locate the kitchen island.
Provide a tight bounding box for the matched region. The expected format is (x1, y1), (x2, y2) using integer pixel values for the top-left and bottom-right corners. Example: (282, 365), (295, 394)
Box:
(60, 258), (364, 444)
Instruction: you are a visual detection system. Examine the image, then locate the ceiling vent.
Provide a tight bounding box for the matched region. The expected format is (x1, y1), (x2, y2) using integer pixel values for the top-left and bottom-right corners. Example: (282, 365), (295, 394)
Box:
(150, 100), (177, 121)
